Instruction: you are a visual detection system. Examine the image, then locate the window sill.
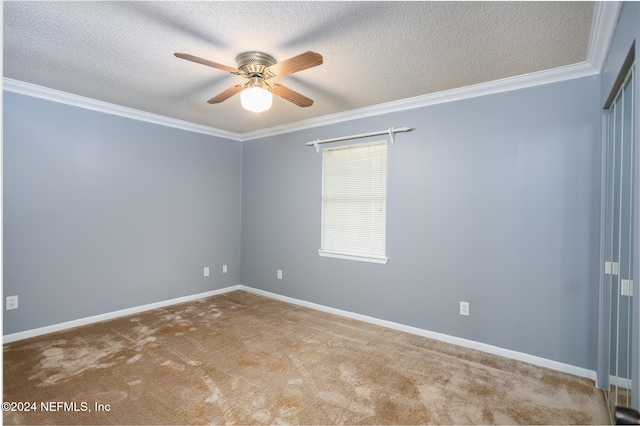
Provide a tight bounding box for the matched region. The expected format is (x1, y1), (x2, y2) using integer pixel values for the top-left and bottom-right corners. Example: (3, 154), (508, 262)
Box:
(318, 250), (388, 264)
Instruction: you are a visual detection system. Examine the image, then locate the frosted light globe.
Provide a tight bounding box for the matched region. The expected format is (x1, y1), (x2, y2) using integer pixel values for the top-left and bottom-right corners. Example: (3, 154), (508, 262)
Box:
(240, 87), (272, 112)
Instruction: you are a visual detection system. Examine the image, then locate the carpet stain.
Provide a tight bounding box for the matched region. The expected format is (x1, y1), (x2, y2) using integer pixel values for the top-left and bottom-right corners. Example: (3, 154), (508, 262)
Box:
(354, 385), (371, 398)
(160, 359), (185, 371)
(28, 339), (123, 386)
(202, 377), (235, 424)
(251, 408), (271, 423)
(126, 353), (143, 364)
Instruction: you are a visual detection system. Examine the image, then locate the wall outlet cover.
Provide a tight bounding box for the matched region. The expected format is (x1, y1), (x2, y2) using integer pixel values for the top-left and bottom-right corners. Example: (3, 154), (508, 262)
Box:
(6, 295), (18, 310)
(460, 301), (469, 316)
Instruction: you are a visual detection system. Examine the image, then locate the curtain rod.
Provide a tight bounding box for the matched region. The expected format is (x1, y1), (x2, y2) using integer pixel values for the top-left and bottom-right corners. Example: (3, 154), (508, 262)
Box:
(306, 127), (414, 152)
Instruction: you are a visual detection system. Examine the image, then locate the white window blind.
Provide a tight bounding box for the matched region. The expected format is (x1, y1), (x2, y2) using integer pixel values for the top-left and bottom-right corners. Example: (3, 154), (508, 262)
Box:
(319, 140), (388, 264)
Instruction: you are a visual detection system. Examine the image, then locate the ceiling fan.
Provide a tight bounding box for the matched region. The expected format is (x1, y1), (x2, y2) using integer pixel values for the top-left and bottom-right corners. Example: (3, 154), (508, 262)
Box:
(174, 50), (323, 112)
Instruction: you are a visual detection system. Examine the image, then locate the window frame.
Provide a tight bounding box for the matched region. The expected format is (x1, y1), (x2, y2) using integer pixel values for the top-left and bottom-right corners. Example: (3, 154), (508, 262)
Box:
(318, 139), (389, 265)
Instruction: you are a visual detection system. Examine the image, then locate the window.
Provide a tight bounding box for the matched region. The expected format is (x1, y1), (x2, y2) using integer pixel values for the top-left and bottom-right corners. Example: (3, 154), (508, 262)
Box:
(319, 140), (388, 264)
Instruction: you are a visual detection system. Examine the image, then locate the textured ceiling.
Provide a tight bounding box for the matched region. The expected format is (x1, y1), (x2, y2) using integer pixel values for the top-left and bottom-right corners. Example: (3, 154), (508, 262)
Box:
(3, 1), (596, 134)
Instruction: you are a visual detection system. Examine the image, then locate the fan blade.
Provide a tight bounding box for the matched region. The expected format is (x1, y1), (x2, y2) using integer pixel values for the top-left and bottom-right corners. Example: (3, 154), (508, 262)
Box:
(207, 85), (245, 104)
(271, 84), (313, 107)
(174, 53), (239, 74)
(267, 51), (323, 77)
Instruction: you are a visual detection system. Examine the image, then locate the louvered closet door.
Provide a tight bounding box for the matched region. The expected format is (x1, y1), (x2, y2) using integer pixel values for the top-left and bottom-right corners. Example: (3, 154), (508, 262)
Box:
(604, 65), (634, 413)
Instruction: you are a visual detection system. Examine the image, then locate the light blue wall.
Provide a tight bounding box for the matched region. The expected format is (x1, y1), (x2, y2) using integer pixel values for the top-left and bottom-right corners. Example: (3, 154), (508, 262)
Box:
(241, 76), (602, 370)
(3, 91), (242, 335)
(2, 66), (606, 373)
(598, 1), (640, 410)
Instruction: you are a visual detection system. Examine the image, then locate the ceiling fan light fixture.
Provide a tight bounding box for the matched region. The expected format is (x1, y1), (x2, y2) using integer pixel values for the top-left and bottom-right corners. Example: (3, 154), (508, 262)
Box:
(175, 50), (322, 110)
(240, 86), (272, 113)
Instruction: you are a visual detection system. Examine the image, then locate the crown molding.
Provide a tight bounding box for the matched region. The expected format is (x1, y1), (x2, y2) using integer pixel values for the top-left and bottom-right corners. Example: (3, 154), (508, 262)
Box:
(587, 1), (623, 73)
(243, 61), (599, 141)
(2, 78), (243, 141)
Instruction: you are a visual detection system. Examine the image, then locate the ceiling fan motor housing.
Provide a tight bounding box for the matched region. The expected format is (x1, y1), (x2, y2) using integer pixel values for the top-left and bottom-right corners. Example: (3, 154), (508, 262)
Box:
(236, 52), (276, 77)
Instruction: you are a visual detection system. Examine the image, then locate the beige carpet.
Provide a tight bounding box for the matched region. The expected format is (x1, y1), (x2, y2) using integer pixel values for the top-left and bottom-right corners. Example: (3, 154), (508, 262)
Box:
(3, 290), (610, 425)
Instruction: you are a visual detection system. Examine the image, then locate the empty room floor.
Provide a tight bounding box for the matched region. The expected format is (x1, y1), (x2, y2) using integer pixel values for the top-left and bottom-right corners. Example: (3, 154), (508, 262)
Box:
(3, 291), (610, 425)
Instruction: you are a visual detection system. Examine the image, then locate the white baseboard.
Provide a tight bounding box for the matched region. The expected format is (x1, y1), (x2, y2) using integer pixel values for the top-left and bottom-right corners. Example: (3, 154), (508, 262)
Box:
(240, 286), (597, 381)
(3, 284), (597, 382)
(2, 285), (243, 344)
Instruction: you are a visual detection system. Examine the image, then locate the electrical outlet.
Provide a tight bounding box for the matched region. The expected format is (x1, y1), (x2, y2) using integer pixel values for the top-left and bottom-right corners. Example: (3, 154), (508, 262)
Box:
(223, 264), (228, 273)
(6, 295), (18, 310)
(204, 267), (210, 277)
(460, 301), (469, 316)
(277, 269), (283, 280)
